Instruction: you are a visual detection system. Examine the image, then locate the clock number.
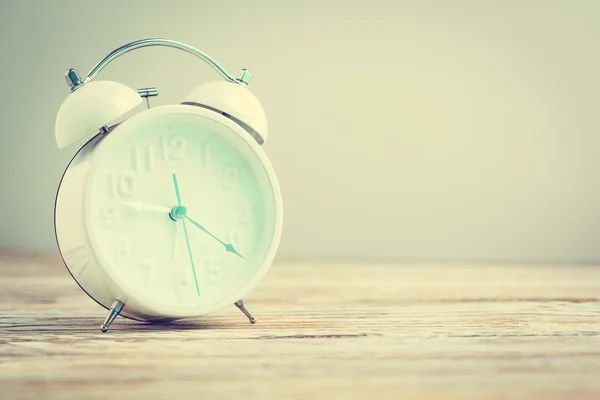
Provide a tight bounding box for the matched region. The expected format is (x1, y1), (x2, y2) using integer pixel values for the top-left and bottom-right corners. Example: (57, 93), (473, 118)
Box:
(199, 138), (214, 167)
(160, 136), (187, 161)
(173, 266), (200, 300)
(105, 170), (136, 198)
(174, 268), (190, 291)
(114, 238), (129, 261)
(101, 204), (119, 229)
(223, 166), (240, 190)
(205, 259), (223, 287)
(132, 145), (156, 172)
(225, 231), (241, 247)
(173, 257), (193, 294)
(118, 171), (135, 197)
(160, 136), (168, 160)
(238, 200), (252, 225)
(139, 259), (157, 286)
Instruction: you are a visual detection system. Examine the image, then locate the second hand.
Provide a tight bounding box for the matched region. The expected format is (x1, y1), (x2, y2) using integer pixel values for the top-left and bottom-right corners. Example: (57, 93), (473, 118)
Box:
(172, 173), (200, 296)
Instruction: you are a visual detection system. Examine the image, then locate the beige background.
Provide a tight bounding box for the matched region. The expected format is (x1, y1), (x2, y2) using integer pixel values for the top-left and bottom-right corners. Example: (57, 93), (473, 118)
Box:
(1, 0), (599, 263)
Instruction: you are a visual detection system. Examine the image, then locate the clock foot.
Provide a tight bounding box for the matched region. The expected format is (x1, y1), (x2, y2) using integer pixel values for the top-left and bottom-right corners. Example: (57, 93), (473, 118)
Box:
(234, 299), (257, 324)
(100, 300), (125, 332)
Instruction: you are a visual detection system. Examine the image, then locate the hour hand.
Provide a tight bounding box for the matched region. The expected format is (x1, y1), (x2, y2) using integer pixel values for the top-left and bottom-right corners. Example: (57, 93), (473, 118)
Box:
(120, 200), (171, 213)
(185, 216), (245, 260)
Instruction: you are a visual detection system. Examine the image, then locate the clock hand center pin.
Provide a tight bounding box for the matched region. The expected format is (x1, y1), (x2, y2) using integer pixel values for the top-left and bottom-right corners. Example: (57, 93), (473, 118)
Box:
(169, 205), (187, 221)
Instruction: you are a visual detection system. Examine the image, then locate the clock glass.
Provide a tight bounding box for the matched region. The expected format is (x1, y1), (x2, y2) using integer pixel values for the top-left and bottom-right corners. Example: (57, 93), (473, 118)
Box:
(82, 105), (282, 317)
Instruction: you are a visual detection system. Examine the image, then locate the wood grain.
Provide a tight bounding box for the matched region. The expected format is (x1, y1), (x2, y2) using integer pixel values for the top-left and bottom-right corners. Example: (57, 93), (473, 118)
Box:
(1, 251), (600, 400)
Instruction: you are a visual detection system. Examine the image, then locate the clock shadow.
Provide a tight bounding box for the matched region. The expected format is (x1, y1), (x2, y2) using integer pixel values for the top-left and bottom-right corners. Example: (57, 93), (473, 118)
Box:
(1, 315), (235, 335)
(132, 319), (230, 331)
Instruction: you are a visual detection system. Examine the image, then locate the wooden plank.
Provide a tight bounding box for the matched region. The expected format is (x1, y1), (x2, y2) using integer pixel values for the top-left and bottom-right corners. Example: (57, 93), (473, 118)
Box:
(1, 251), (600, 399)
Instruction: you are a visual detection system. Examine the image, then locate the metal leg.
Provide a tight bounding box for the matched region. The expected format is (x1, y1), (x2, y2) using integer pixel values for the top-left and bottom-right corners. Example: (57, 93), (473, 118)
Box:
(234, 299), (257, 324)
(100, 300), (125, 332)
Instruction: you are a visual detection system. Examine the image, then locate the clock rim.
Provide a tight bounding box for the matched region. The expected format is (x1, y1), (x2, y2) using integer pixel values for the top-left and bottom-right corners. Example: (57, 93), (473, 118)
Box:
(81, 104), (283, 319)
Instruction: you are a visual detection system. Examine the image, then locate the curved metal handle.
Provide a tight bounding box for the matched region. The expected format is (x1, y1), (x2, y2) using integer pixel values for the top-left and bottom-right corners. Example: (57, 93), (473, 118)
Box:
(68, 38), (247, 91)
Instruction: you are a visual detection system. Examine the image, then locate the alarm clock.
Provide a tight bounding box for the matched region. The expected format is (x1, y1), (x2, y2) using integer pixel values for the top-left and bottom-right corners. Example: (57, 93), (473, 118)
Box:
(53, 39), (283, 332)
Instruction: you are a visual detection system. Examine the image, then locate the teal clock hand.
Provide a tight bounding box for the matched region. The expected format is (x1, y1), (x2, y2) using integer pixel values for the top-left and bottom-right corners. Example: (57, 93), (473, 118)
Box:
(172, 173), (200, 296)
(172, 173), (183, 206)
(185, 216), (246, 260)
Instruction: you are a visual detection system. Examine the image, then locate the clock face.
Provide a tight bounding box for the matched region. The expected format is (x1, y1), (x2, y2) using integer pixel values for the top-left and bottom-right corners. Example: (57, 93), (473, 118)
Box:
(83, 105), (282, 316)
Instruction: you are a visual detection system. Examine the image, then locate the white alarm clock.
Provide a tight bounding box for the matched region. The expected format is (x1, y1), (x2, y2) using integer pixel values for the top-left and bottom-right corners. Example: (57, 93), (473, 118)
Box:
(54, 39), (283, 332)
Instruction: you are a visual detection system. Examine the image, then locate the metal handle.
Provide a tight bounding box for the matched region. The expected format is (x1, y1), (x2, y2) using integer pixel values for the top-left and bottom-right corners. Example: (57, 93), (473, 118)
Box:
(67, 38), (248, 91)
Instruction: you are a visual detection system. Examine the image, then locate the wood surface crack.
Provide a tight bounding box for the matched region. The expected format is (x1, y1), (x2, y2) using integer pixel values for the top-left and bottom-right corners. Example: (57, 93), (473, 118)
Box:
(448, 332), (600, 338)
(255, 333), (379, 340)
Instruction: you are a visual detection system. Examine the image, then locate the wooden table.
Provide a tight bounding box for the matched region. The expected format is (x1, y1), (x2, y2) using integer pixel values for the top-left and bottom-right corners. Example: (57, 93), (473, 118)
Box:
(1, 251), (599, 399)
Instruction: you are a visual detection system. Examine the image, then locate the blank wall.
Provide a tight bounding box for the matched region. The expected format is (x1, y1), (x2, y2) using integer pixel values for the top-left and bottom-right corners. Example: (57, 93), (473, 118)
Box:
(1, 0), (599, 263)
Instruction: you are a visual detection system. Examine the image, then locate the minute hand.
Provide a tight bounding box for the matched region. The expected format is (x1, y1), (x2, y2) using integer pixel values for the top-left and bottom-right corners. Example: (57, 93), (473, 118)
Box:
(184, 216), (245, 260)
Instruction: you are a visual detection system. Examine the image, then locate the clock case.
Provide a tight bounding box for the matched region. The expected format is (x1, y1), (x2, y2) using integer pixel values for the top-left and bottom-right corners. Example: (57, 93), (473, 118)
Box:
(53, 39), (276, 330)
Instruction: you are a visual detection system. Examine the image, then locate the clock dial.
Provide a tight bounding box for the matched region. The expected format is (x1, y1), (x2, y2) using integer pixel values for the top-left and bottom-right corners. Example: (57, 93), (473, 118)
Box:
(83, 105), (281, 315)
